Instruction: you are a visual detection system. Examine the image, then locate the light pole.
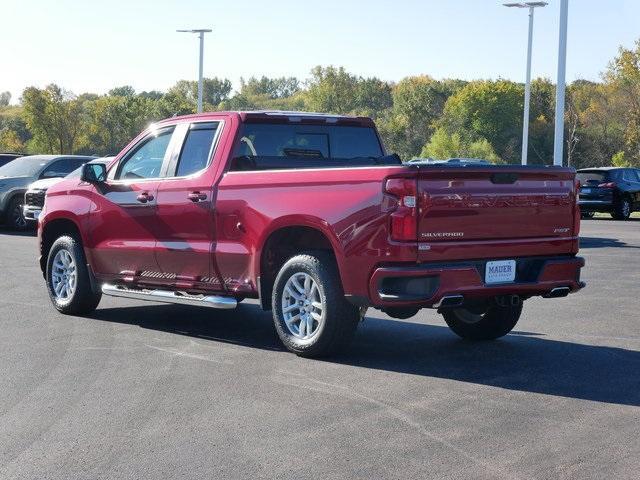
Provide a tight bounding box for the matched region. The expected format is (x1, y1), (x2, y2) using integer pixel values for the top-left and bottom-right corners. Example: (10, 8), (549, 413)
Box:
(176, 28), (212, 113)
(553, 0), (569, 166)
(504, 2), (548, 166)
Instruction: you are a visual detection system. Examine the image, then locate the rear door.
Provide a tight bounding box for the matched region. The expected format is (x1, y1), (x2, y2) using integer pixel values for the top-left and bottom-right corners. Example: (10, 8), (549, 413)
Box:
(417, 166), (576, 260)
(154, 120), (225, 290)
(87, 126), (176, 278)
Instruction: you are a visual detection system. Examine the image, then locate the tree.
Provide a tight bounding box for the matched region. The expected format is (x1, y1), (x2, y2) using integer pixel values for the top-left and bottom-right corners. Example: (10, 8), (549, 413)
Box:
(0, 91), (11, 107)
(382, 76), (453, 160)
(420, 127), (502, 163)
(606, 39), (640, 165)
(305, 66), (359, 114)
(438, 80), (523, 163)
(21, 84), (86, 154)
(163, 78), (233, 114)
(240, 76), (300, 99)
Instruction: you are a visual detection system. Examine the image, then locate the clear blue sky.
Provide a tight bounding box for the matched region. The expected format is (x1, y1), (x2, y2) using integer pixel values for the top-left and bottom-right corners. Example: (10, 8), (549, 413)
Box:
(3, 0), (639, 102)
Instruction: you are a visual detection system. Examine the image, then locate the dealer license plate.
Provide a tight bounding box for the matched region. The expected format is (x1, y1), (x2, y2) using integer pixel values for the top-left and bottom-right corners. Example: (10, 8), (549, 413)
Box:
(485, 260), (516, 284)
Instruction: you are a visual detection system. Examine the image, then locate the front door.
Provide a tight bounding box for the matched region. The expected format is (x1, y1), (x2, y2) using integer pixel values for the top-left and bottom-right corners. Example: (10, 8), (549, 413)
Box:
(154, 121), (224, 291)
(87, 126), (176, 280)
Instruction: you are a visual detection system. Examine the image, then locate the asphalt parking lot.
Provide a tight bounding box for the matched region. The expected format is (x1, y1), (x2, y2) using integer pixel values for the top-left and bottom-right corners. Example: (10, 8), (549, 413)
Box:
(0, 219), (638, 480)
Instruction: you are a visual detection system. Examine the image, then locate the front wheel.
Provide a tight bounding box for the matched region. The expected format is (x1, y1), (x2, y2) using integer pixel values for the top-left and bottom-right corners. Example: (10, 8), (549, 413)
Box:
(272, 252), (360, 358)
(7, 196), (28, 230)
(442, 301), (523, 340)
(46, 235), (102, 315)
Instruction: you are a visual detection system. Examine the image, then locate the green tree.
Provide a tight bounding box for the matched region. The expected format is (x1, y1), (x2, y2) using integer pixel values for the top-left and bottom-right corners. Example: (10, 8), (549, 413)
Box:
(305, 66), (359, 114)
(438, 80), (523, 163)
(0, 91), (11, 107)
(606, 39), (640, 165)
(21, 84), (86, 154)
(420, 127), (502, 163)
(384, 76), (453, 159)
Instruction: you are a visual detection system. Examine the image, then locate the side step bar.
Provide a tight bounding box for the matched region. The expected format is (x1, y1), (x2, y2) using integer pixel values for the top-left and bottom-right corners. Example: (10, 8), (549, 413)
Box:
(101, 283), (237, 309)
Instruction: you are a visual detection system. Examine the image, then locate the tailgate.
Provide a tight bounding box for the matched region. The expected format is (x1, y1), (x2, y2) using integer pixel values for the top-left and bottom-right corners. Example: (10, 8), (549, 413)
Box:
(417, 166), (577, 253)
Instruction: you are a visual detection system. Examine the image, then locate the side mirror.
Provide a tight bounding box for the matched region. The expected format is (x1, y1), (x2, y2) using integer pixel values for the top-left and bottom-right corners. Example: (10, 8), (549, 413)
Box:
(81, 163), (107, 183)
(41, 171), (63, 179)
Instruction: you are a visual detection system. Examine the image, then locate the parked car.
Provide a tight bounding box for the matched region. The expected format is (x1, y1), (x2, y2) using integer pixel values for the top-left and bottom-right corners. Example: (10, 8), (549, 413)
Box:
(577, 167), (640, 220)
(38, 111), (584, 357)
(408, 157), (492, 165)
(0, 152), (24, 168)
(0, 155), (96, 229)
(23, 157), (113, 222)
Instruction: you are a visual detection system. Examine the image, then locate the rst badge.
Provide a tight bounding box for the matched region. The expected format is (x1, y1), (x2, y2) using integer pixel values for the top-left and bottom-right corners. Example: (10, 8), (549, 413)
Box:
(485, 260), (516, 284)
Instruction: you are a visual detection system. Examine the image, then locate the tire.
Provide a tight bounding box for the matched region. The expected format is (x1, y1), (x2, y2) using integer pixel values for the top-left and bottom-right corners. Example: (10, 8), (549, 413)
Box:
(272, 252), (360, 358)
(46, 235), (102, 315)
(442, 302), (523, 340)
(6, 196), (28, 230)
(612, 198), (631, 220)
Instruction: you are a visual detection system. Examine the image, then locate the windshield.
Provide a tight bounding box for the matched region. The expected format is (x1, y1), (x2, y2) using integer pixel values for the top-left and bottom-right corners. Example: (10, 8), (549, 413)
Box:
(0, 156), (48, 178)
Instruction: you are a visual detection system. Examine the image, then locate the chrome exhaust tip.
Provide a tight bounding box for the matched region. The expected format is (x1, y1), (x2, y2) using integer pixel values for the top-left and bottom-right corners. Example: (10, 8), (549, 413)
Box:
(433, 295), (464, 309)
(543, 287), (570, 298)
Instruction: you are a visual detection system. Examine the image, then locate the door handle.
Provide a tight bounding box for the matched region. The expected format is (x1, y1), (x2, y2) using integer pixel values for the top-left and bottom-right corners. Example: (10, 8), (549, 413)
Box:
(136, 192), (154, 203)
(188, 191), (207, 202)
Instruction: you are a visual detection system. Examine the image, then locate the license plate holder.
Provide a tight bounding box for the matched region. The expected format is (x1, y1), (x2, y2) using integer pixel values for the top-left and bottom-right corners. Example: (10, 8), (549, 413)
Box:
(485, 260), (516, 284)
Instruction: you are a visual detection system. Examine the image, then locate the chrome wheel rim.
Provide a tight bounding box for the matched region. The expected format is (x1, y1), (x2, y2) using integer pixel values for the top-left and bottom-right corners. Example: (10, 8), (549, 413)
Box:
(281, 272), (324, 340)
(51, 249), (77, 301)
(11, 202), (26, 228)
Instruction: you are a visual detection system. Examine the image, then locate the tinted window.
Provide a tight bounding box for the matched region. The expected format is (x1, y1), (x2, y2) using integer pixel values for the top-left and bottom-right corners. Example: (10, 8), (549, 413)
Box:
(175, 122), (219, 177)
(41, 158), (78, 178)
(233, 124), (383, 160)
(117, 128), (173, 180)
(576, 171), (607, 185)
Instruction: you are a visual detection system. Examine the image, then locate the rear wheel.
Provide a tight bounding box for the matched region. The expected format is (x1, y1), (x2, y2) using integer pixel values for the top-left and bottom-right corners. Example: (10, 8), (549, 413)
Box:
(46, 235), (102, 314)
(7, 196), (28, 230)
(612, 198), (631, 220)
(442, 301), (523, 340)
(272, 252), (360, 358)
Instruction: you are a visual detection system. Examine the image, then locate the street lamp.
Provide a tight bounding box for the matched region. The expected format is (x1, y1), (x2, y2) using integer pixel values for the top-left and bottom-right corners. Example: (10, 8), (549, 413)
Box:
(176, 28), (212, 113)
(504, 1), (548, 166)
(553, 0), (569, 166)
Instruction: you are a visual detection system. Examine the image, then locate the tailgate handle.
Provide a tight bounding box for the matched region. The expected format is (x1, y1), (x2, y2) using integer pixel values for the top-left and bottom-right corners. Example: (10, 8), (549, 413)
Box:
(490, 173), (519, 184)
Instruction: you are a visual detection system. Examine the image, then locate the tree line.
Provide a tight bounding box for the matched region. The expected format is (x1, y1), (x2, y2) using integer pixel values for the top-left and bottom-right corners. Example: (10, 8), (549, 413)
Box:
(1, 39), (639, 168)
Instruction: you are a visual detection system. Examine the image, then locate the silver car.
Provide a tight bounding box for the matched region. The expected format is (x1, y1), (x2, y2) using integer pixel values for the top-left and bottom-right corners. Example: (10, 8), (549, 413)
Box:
(23, 157), (113, 222)
(0, 155), (95, 229)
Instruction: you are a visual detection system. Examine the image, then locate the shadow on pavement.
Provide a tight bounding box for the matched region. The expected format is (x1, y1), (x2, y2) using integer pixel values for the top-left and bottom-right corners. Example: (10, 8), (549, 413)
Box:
(580, 236), (640, 249)
(0, 227), (37, 237)
(89, 302), (640, 407)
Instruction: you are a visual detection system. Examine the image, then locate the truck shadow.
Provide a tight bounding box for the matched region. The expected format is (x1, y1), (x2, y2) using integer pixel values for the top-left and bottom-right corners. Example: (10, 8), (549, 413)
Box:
(89, 302), (640, 407)
(579, 236), (640, 249)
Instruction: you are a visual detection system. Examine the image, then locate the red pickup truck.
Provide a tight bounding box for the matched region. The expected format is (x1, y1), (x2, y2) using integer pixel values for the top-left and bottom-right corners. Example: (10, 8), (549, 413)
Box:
(38, 111), (584, 357)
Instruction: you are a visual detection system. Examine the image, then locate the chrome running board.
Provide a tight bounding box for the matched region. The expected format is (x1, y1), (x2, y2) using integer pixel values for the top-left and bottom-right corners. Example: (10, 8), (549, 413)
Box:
(101, 283), (237, 309)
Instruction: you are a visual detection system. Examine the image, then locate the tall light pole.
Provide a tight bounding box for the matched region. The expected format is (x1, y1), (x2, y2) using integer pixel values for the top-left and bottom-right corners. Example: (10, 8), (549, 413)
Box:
(176, 28), (212, 113)
(553, 0), (569, 166)
(504, 2), (548, 166)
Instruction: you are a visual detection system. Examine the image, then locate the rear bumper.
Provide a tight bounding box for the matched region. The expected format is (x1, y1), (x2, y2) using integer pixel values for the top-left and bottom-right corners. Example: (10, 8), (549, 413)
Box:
(579, 199), (613, 212)
(368, 255), (585, 308)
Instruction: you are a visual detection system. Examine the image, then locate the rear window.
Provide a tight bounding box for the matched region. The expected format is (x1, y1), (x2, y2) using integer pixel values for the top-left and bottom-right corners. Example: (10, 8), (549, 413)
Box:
(577, 171), (608, 185)
(230, 123), (387, 171)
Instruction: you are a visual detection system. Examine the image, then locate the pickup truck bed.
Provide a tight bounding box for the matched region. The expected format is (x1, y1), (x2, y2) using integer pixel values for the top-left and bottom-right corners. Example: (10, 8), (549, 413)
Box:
(38, 111), (584, 357)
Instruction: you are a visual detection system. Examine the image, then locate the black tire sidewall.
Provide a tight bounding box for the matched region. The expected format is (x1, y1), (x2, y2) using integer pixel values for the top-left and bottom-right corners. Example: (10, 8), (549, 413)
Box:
(7, 196), (27, 230)
(46, 235), (100, 314)
(272, 253), (359, 357)
(443, 303), (523, 340)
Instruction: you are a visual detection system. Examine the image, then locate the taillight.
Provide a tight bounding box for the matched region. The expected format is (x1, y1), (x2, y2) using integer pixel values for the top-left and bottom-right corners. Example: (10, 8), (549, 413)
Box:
(385, 177), (417, 241)
(598, 182), (616, 188)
